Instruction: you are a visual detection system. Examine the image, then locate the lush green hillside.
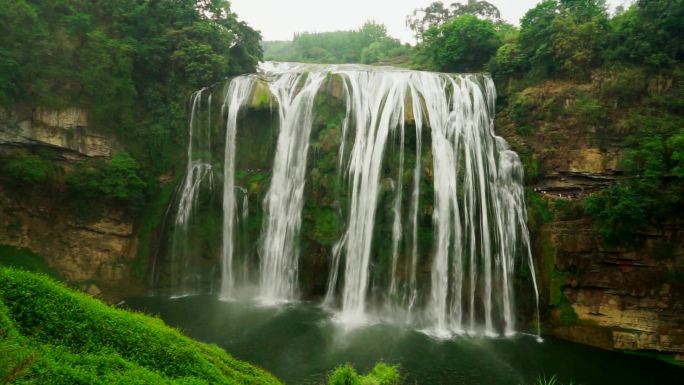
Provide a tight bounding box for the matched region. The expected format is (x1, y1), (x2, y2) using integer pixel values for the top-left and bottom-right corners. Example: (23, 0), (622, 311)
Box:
(0, 267), (282, 384)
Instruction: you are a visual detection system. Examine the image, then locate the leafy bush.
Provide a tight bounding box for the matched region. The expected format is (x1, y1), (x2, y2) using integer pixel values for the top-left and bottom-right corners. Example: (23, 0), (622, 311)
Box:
(585, 182), (652, 244)
(510, 93), (535, 135)
(327, 363), (401, 385)
(0, 152), (55, 187)
(65, 152), (147, 205)
(0, 268), (282, 384)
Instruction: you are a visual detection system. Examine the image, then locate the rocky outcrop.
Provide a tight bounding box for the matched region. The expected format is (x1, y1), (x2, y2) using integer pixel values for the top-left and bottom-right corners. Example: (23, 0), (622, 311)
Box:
(542, 217), (684, 361)
(0, 186), (142, 302)
(497, 80), (684, 363)
(0, 106), (118, 159)
(0, 107), (140, 301)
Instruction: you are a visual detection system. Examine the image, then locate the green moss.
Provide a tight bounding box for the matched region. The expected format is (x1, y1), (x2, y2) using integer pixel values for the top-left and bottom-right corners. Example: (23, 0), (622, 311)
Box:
(555, 300), (578, 326)
(250, 81), (272, 109)
(0, 268), (281, 384)
(526, 189), (551, 232)
(309, 207), (342, 246)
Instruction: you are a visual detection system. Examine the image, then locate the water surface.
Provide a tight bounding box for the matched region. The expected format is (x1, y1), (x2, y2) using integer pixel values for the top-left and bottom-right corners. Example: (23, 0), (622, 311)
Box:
(125, 295), (683, 385)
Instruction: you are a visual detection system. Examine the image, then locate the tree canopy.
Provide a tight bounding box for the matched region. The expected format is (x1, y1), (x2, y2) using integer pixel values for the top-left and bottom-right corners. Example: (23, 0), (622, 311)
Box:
(263, 22), (410, 65)
(0, 0), (262, 175)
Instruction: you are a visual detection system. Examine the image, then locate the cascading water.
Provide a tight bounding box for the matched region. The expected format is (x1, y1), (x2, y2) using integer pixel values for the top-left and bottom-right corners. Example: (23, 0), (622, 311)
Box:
(258, 63), (327, 303)
(161, 62), (539, 338)
(167, 88), (215, 297)
(220, 76), (257, 299)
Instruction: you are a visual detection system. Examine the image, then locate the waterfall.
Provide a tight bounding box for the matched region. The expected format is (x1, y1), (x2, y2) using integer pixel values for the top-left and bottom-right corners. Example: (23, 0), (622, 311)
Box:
(220, 76), (257, 299)
(258, 63), (327, 303)
(165, 62), (540, 338)
(168, 88), (215, 296)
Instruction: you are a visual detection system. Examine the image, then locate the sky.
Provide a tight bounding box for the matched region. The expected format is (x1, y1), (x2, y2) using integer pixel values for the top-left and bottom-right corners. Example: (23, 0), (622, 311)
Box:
(231, 0), (633, 44)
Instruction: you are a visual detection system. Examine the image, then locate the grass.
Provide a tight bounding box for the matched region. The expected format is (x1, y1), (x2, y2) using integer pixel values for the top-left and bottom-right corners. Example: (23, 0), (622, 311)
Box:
(0, 267), (282, 384)
(0, 246), (61, 280)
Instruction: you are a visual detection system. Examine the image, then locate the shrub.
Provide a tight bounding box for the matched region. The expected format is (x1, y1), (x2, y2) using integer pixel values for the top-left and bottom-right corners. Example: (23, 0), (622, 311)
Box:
(0, 152), (55, 187)
(510, 93), (535, 135)
(65, 152), (147, 205)
(328, 363), (401, 385)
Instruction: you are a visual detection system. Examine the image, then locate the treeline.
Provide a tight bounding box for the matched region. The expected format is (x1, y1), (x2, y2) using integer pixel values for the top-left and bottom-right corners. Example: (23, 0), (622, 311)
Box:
(0, 0), (262, 176)
(263, 22), (411, 65)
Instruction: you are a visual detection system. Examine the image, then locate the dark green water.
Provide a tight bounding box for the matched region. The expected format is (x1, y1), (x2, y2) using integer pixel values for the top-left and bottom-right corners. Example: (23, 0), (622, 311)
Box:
(125, 295), (683, 385)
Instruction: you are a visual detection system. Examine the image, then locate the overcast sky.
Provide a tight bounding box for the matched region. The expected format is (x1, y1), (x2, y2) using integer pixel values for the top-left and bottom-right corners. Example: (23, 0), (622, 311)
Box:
(231, 0), (632, 44)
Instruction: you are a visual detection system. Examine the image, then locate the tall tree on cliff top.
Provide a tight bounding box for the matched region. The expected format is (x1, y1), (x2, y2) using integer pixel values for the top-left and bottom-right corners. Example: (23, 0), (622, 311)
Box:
(407, 0), (501, 40)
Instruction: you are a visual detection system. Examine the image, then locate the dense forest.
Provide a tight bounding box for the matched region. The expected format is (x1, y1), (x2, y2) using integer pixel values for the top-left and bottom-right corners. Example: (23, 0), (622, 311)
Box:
(0, 0), (262, 211)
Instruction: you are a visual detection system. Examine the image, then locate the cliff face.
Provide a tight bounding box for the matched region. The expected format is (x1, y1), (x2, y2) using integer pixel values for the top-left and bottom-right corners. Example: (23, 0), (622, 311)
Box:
(0, 107), (142, 301)
(498, 80), (684, 362)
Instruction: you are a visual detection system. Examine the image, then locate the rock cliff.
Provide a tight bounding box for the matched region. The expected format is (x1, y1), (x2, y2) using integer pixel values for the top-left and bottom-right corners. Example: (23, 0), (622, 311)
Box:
(498, 80), (684, 363)
(0, 107), (141, 301)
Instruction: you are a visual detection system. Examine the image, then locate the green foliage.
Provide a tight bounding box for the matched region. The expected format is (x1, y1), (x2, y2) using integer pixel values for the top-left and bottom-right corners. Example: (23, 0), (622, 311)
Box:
(264, 22), (409, 65)
(608, 0), (684, 68)
(585, 81), (684, 244)
(406, 1), (502, 40)
(0, 152), (55, 187)
(596, 65), (647, 104)
(526, 189), (552, 233)
(0, 0), (262, 176)
(327, 363), (401, 385)
(554, 300), (578, 326)
(510, 93), (535, 135)
(0, 268), (282, 384)
(517, 0), (608, 80)
(419, 15), (501, 72)
(0, 246), (60, 280)
(133, 174), (182, 277)
(573, 93), (605, 127)
(553, 199), (585, 221)
(65, 152), (147, 206)
(585, 182), (651, 244)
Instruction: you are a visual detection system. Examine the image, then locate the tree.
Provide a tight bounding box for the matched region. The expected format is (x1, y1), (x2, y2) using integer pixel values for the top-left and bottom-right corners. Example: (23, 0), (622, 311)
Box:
(407, 1), (501, 40)
(406, 1), (452, 40)
(608, 0), (684, 68)
(451, 0), (501, 21)
(419, 15), (501, 72)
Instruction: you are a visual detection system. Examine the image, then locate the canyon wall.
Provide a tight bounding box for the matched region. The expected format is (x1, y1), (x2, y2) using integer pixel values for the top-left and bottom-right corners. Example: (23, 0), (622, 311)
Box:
(0, 107), (143, 301)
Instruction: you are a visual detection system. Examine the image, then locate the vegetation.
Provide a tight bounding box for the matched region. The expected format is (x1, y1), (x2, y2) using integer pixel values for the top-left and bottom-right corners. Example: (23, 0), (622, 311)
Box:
(0, 0), (262, 177)
(417, 15), (501, 72)
(66, 152), (147, 205)
(0, 152), (56, 188)
(263, 22), (410, 65)
(0, 246), (60, 280)
(327, 363), (401, 385)
(0, 267), (281, 384)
